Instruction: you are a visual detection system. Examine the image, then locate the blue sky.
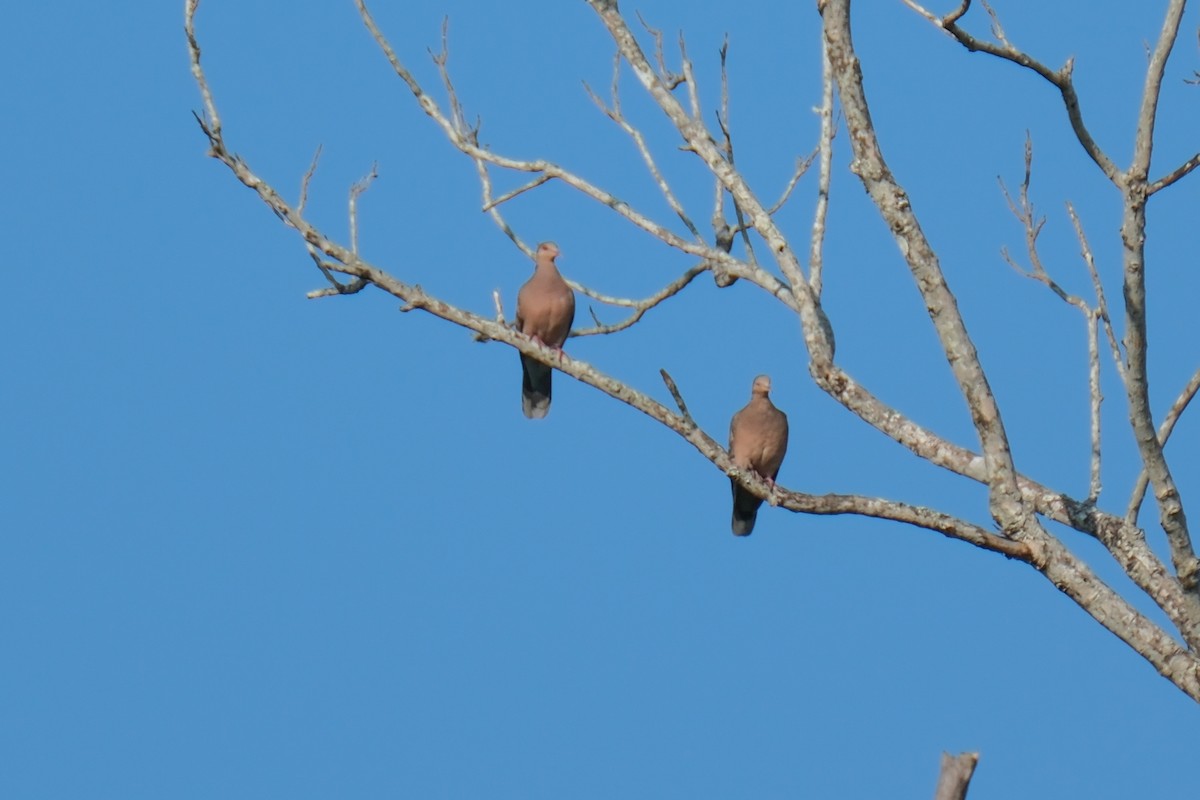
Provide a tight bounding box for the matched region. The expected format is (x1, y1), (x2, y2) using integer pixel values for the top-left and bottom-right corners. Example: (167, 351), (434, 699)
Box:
(3, 1), (1198, 797)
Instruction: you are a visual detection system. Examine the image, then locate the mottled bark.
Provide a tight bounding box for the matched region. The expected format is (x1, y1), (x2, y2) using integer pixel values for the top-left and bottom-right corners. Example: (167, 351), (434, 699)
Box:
(933, 752), (978, 800)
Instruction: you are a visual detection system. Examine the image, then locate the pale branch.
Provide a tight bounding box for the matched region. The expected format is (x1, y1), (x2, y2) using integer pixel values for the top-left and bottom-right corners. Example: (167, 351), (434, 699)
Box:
(941, 0), (970, 27)
(492, 289), (505, 324)
(1190, 26), (1200, 84)
(353, 0), (833, 335)
(774, 487), (1200, 695)
(296, 144), (360, 297)
(763, 151), (818, 220)
(362, 3), (744, 333)
(1066, 203), (1125, 382)
(821, 0), (1024, 533)
(190, 0), (1200, 688)
(933, 752), (979, 800)
(571, 264), (707, 337)
(995, 199), (1190, 637)
(809, 37), (835, 299)
(900, 0), (943, 26)
(471, 288), (508, 343)
(348, 162), (378, 256)
(1131, 0), (1187, 181)
(823, 0), (1200, 665)
(195, 0), (1155, 576)
(706, 41), (730, 270)
(716, 38), (757, 264)
(902, 0), (1121, 184)
(659, 369), (696, 426)
(582, 60), (704, 242)
(590, 0), (1200, 656)
(906, 0), (1199, 593)
(636, 11), (685, 91)
(184, 0), (220, 137)
(1127, 367), (1200, 526)
(480, 174), (553, 212)
(354, 0), (759, 285)
(1149, 151), (1200, 195)
(774, 492), (1031, 560)
(297, 144), (321, 216)
(998, 137), (1102, 502)
(306, 267), (368, 300)
(1035, 529), (1200, 701)
(430, 17), (469, 135)
(188, 87), (1051, 577)
(1085, 311), (1102, 503)
(903, 5), (1194, 587)
(588, 1), (823, 345)
(473, 159), (533, 258)
(678, 32), (703, 122)
(587, 0), (1161, 555)
(1120, 0), (1199, 593)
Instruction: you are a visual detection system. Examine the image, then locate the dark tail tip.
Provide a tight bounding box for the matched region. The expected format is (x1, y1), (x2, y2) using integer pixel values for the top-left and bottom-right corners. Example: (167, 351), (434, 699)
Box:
(731, 482), (761, 535)
(522, 393), (550, 419)
(731, 514), (756, 536)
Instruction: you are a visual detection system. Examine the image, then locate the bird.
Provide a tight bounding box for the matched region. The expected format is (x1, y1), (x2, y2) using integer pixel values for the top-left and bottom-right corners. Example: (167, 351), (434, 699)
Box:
(728, 374), (789, 535)
(515, 241), (576, 419)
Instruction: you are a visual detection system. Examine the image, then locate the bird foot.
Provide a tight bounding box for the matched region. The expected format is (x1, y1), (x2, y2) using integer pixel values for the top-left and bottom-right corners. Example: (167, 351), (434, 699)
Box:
(527, 334), (567, 363)
(764, 476), (780, 507)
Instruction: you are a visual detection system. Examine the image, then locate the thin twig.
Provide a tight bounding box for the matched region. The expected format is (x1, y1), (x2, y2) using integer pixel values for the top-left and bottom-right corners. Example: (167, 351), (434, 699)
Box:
(715, 38), (756, 263)
(295, 144), (352, 295)
(582, 59), (703, 241)
(1126, 368), (1200, 525)
(354, 0), (766, 296)
(1085, 309), (1102, 503)
(1066, 203), (1124, 380)
(572, 265), (707, 336)
(636, 12), (684, 90)
(659, 369), (695, 426)
(1149, 151), (1200, 194)
(1000, 136), (1103, 503)
(297, 145), (322, 215)
(430, 17), (468, 134)
(348, 162), (379, 256)
(903, 0), (1121, 183)
(473, 159), (531, 257)
(481, 174), (553, 212)
(678, 32), (702, 120)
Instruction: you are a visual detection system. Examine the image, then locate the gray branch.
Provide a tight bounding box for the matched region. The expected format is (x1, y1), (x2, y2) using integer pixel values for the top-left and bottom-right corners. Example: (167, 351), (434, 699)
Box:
(933, 752), (979, 800)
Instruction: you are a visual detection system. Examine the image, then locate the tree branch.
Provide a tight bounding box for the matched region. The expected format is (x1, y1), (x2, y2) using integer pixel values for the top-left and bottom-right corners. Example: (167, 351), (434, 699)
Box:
(809, 38), (836, 299)
(1119, 0), (1199, 593)
(998, 136), (1102, 503)
(188, 0), (1200, 699)
(902, 0), (1121, 183)
(821, 0), (1025, 533)
(933, 752), (979, 800)
(1127, 367), (1200, 526)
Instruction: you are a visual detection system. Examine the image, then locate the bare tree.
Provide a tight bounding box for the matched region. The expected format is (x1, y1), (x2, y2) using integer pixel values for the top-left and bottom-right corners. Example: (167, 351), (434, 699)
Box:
(187, 0), (1200, 793)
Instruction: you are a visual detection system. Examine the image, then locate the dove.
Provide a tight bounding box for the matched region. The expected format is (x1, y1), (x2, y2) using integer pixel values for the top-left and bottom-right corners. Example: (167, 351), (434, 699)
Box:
(515, 242), (576, 419)
(728, 374), (789, 535)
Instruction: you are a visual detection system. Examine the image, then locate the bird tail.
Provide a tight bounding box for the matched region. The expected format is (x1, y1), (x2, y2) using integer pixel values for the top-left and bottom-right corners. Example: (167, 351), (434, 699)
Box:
(731, 480), (762, 536)
(521, 354), (553, 419)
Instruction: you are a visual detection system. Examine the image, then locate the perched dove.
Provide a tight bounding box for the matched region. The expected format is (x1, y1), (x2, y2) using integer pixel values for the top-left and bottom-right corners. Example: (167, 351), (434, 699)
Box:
(728, 374), (789, 535)
(515, 241), (576, 419)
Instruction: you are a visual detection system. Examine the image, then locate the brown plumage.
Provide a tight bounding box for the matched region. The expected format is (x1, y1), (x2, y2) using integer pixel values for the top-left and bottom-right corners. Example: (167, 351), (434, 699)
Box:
(515, 242), (576, 419)
(728, 375), (789, 535)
